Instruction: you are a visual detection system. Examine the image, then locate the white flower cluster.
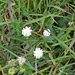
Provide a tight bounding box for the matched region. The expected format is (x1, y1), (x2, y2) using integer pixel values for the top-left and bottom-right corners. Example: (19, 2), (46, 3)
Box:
(17, 57), (26, 65)
(43, 29), (50, 37)
(17, 48), (43, 63)
(22, 26), (51, 59)
(22, 26), (32, 37)
(34, 48), (43, 59)
(22, 26), (51, 37)
(68, 22), (74, 26)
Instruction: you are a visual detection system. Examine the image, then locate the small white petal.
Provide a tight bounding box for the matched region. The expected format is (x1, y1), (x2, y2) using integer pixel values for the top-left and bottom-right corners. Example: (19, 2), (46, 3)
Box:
(22, 26), (32, 37)
(43, 29), (50, 37)
(17, 57), (26, 65)
(34, 48), (43, 59)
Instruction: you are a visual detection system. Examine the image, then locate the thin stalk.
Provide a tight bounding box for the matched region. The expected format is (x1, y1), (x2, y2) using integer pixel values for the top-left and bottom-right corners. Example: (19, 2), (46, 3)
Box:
(35, 59), (38, 75)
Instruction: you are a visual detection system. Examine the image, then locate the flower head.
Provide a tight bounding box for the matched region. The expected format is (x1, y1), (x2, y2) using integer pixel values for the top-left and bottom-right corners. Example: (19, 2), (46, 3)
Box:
(43, 29), (50, 37)
(17, 57), (26, 65)
(68, 22), (74, 26)
(34, 48), (43, 59)
(22, 26), (32, 37)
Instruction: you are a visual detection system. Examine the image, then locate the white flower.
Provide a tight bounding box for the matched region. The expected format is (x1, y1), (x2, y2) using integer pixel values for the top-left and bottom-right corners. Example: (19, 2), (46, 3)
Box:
(22, 26), (32, 37)
(34, 48), (43, 59)
(68, 22), (74, 26)
(17, 57), (26, 65)
(43, 29), (50, 37)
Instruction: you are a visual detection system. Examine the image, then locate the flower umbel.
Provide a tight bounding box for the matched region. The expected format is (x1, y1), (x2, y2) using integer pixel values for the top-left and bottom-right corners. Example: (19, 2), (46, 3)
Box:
(43, 29), (50, 37)
(22, 26), (32, 37)
(17, 57), (26, 65)
(34, 48), (43, 59)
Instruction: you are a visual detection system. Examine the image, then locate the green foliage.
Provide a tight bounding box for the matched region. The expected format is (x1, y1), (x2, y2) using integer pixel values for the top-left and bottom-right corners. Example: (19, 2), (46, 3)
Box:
(0, 0), (75, 75)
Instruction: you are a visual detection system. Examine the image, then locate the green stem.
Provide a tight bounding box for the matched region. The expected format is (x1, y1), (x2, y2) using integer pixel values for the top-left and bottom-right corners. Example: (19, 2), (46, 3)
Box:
(35, 59), (38, 75)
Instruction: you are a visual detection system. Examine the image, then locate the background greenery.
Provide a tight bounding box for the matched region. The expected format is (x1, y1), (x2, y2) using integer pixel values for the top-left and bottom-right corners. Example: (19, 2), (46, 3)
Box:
(0, 0), (75, 75)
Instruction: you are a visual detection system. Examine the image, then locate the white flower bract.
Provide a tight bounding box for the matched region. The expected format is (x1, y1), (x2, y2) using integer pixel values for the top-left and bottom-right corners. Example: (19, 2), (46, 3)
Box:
(22, 26), (32, 37)
(43, 29), (50, 37)
(17, 57), (26, 65)
(34, 48), (43, 59)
